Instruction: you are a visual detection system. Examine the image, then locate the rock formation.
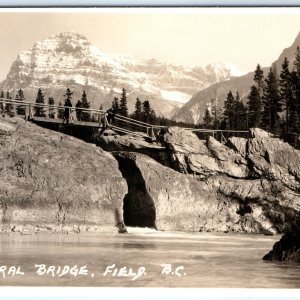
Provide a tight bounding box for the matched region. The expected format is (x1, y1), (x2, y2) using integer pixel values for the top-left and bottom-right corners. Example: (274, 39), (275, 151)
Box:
(98, 126), (300, 233)
(0, 116), (127, 234)
(1, 115), (300, 234)
(263, 222), (300, 263)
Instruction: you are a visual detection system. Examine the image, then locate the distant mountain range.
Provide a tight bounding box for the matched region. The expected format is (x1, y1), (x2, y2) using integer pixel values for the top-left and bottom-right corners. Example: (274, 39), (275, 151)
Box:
(0, 32), (239, 118)
(173, 32), (300, 124)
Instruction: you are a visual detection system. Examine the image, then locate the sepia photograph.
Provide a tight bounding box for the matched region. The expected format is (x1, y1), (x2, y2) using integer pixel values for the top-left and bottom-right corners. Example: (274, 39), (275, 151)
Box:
(0, 7), (300, 295)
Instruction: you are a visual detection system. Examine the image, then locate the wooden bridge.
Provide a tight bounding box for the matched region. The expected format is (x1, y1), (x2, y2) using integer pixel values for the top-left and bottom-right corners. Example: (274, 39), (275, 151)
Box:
(0, 98), (250, 142)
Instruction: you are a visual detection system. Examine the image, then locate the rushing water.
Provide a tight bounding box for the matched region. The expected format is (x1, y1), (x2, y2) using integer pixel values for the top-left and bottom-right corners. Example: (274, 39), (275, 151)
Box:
(0, 229), (299, 288)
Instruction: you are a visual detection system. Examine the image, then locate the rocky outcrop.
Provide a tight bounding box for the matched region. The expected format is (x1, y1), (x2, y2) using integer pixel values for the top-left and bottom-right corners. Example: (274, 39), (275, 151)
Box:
(113, 151), (300, 233)
(263, 223), (300, 263)
(160, 127), (300, 192)
(0, 116), (128, 234)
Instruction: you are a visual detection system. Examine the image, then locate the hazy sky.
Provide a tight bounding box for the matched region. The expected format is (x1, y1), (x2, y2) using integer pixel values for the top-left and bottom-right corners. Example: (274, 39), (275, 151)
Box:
(1, 8), (300, 81)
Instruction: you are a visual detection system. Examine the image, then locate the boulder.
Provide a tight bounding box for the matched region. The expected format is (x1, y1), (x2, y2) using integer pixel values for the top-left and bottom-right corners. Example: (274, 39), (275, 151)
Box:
(249, 128), (273, 138)
(263, 224), (300, 263)
(226, 136), (248, 158)
(161, 127), (249, 179)
(161, 126), (210, 155)
(0, 117), (128, 233)
(247, 137), (300, 190)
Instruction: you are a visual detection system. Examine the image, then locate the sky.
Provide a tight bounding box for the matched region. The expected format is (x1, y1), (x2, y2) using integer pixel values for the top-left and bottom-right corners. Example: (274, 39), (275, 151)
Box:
(1, 8), (300, 81)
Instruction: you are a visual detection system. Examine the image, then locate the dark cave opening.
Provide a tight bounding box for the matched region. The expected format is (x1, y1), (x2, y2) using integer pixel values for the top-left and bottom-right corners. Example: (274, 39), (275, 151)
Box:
(115, 154), (157, 229)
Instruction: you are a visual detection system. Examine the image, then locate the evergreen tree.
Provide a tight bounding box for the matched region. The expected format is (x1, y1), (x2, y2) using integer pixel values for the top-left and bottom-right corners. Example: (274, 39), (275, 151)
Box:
(4, 90), (12, 115)
(80, 90), (91, 121)
(247, 85), (261, 127)
(112, 97), (119, 113)
(132, 97), (143, 121)
(289, 70), (298, 136)
(294, 46), (300, 75)
(0, 91), (3, 98)
(142, 100), (152, 123)
(48, 97), (55, 118)
(223, 90), (235, 130)
(234, 92), (247, 130)
(203, 105), (213, 128)
(16, 89), (25, 115)
(149, 108), (156, 124)
(261, 67), (281, 133)
(210, 98), (222, 129)
(254, 64), (265, 93)
(35, 88), (46, 117)
(119, 88), (128, 117)
(279, 57), (293, 136)
(64, 88), (73, 103)
(246, 64), (264, 128)
(292, 47), (300, 135)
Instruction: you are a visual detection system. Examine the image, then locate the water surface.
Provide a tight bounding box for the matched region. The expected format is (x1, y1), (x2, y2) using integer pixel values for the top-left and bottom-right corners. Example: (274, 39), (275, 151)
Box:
(0, 230), (299, 287)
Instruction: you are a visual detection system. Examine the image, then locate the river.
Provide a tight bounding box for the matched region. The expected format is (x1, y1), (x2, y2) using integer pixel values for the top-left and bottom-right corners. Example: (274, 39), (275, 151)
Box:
(0, 229), (299, 288)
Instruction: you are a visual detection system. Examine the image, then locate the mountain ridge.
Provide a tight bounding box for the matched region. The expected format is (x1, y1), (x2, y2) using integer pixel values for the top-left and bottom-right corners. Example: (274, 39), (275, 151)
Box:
(0, 32), (238, 118)
(173, 31), (300, 124)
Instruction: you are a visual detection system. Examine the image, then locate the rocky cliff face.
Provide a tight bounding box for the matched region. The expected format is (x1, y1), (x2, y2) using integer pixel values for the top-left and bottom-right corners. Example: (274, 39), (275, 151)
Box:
(96, 126), (300, 233)
(0, 116), (127, 234)
(0, 32), (235, 118)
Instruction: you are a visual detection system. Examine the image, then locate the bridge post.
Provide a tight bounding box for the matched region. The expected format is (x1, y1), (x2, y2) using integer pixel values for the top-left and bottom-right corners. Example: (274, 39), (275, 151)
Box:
(25, 104), (30, 120)
(150, 126), (156, 141)
(1, 99), (5, 116)
(12, 102), (17, 116)
(29, 104), (34, 120)
(45, 105), (49, 119)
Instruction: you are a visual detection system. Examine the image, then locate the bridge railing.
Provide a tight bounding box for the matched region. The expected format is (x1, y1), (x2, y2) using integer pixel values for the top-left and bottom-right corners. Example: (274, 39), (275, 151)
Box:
(187, 128), (250, 142)
(0, 97), (107, 125)
(0, 98), (168, 139)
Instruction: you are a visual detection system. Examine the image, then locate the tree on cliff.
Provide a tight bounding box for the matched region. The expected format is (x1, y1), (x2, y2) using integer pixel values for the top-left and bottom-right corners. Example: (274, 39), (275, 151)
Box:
(35, 88), (46, 117)
(292, 47), (300, 134)
(247, 65), (264, 128)
(203, 106), (213, 128)
(16, 89), (25, 115)
(279, 58), (294, 136)
(142, 100), (156, 123)
(261, 67), (281, 133)
(131, 97), (143, 121)
(80, 90), (91, 121)
(64, 88), (73, 103)
(112, 97), (119, 114)
(223, 90), (235, 130)
(234, 92), (247, 130)
(48, 97), (55, 118)
(119, 88), (128, 117)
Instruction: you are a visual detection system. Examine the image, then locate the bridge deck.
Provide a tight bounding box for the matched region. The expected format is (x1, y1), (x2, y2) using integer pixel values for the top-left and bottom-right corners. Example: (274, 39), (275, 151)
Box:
(32, 116), (102, 128)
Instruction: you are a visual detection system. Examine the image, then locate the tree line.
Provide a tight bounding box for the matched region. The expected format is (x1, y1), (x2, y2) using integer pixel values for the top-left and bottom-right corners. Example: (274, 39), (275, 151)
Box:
(110, 87), (157, 124)
(0, 86), (161, 125)
(203, 46), (300, 145)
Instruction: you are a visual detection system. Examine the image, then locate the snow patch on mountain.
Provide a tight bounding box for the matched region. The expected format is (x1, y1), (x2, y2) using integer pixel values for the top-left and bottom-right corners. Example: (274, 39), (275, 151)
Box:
(160, 90), (191, 103)
(1, 32), (240, 118)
